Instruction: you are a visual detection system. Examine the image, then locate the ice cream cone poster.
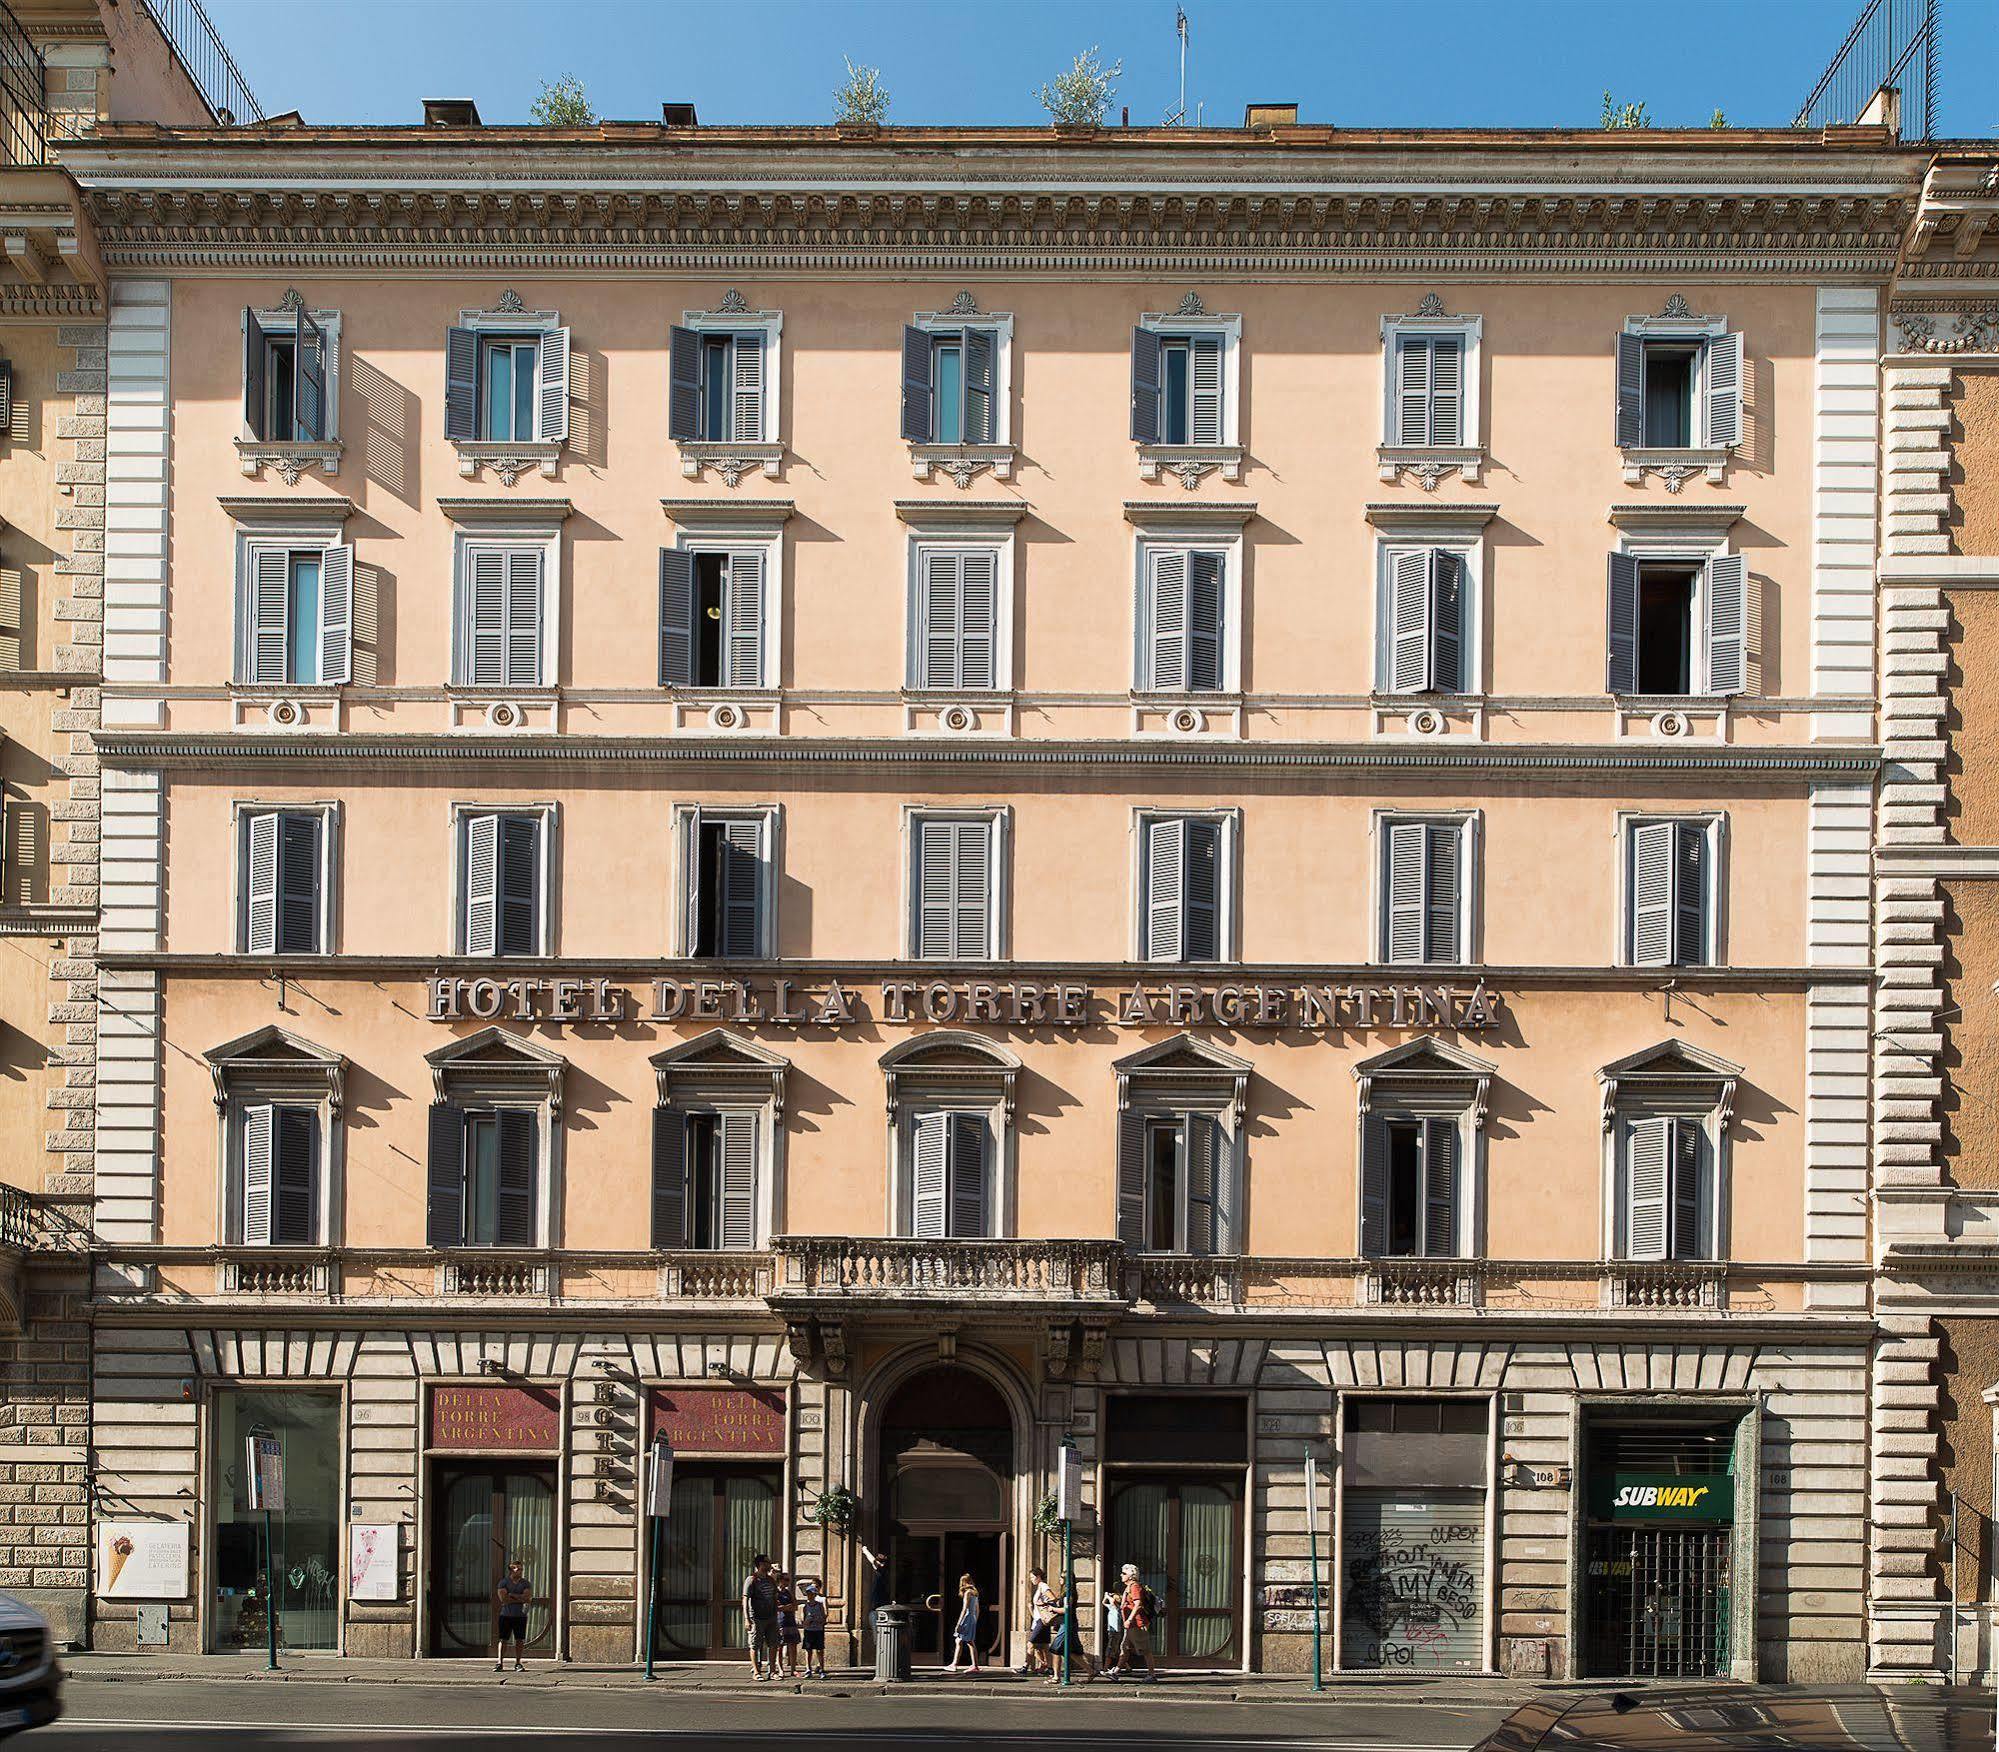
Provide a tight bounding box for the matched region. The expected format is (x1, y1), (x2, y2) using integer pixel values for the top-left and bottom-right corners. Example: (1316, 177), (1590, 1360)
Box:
(96, 1520), (189, 1600)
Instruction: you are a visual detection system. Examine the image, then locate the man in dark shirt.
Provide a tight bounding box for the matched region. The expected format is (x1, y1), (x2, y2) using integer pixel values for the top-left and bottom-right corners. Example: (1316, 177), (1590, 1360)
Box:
(494, 1557), (532, 1673)
(741, 1553), (780, 1680)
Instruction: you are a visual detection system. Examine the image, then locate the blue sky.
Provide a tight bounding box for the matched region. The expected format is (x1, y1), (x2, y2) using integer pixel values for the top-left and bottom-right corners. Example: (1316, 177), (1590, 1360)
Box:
(201, 0), (1995, 137)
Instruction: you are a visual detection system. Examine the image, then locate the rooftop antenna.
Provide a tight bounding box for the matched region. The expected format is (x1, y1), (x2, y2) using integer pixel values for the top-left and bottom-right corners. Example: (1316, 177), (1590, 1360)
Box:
(1165, 7), (1189, 126)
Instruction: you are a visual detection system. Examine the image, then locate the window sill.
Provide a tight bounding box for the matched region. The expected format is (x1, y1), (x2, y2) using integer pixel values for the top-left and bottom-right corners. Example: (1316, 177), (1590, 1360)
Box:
(234, 438), (343, 484)
(676, 440), (783, 486)
(907, 443), (1017, 486)
(1375, 445), (1485, 488)
(450, 439), (561, 484)
(1136, 443), (1244, 487)
(1618, 446), (1730, 490)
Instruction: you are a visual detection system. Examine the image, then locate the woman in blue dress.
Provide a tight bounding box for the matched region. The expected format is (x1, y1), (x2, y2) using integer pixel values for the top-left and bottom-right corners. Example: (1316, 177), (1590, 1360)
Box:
(945, 1572), (981, 1673)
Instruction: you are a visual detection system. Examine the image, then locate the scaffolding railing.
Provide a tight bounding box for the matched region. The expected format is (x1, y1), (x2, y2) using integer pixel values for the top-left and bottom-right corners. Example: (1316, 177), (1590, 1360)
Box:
(1794, 0), (1937, 140)
(0, 0), (47, 167)
(138, 0), (262, 125)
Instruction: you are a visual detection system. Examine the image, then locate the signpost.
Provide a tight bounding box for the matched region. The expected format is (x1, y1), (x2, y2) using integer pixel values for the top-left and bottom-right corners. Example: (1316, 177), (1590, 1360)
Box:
(1057, 1443), (1082, 1689)
(245, 1433), (284, 1671)
(643, 1437), (674, 1682)
(1305, 1451), (1324, 1692)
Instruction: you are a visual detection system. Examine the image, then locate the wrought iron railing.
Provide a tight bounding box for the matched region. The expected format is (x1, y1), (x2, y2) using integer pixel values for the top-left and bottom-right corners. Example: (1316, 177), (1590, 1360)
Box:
(0, 2), (47, 168)
(1795, 0), (1937, 140)
(138, 0), (262, 125)
(0, 1184), (34, 1251)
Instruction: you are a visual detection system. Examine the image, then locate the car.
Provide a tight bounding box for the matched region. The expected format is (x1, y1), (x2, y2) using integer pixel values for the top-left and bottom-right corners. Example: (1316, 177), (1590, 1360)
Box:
(0, 1594), (61, 1738)
(1472, 1687), (1992, 1752)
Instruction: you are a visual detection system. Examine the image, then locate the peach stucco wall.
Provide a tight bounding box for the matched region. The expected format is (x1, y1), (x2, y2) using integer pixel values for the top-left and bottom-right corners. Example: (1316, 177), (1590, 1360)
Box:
(1950, 369), (1999, 556)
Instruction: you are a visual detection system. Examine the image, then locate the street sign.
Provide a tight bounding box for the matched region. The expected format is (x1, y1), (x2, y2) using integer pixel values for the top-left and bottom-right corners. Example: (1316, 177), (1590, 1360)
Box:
(245, 1435), (285, 1513)
(1057, 1443), (1082, 1522)
(645, 1438), (675, 1518)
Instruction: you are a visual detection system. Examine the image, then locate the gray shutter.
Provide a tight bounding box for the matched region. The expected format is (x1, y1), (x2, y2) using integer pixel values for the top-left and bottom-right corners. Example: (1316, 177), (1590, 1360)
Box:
(900, 325), (934, 444)
(964, 327), (996, 444)
(915, 819), (953, 958)
(719, 1111), (757, 1250)
(911, 1112), (948, 1238)
(1184, 819), (1221, 961)
(426, 1104), (465, 1247)
(1359, 1114), (1388, 1257)
(1144, 817), (1185, 961)
(1674, 823), (1709, 966)
(241, 1103), (274, 1245)
(651, 1109), (688, 1248)
(0, 567), (20, 674)
(919, 550), (960, 690)
(1144, 549), (1188, 691)
(1421, 1117), (1457, 1257)
(723, 550), (765, 688)
(245, 812), (279, 953)
(318, 543), (352, 685)
(243, 308), (267, 440)
(466, 549), (506, 686)
(1186, 1114), (1220, 1256)
(462, 813), (500, 955)
(445, 325), (478, 441)
(1629, 821), (1676, 967)
(495, 1109), (537, 1247)
(1116, 1109), (1147, 1246)
(658, 548), (694, 686)
(1425, 822), (1461, 963)
(1130, 327), (1162, 444)
(1396, 337), (1430, 446)
(1615, 331), (1644, 448)
(668, 325), (701, 442)
(1433, 552), (1466, 693)
(276, 812), (320, 954)
(950, 819), (992, 957)
(949, 1112), (987, 1239)
(957, 549), (997, 690)
(1428, 334), (1463, 447)
(717, 817), (763, 957)
(1188, 551), (1224, 690)
(1703, 554), (1747, 695)
(1625, 1117), (1670, 1261)
(295, 307), (327, 443)
(1702, 331), (1743, 449)
(1189, 333), (1223, 446)
(1385, 822), (1428, 964)
(497, 815), (541, 957)
(250, 545), (289, 684)
(729, 330), (764, 443)
(536, 325), (570, 443)
(1670, 1120), (1703, 1261)
(1605, 552), (1640, 695)
(503, 547), (544, 687)
(1390, 549), (1431, 693)
(272, 1107), (317, 1246)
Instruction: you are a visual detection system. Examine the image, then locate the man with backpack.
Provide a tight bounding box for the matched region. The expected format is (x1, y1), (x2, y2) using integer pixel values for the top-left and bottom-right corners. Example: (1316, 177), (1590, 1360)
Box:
(1110, 1562), (1159, 1682)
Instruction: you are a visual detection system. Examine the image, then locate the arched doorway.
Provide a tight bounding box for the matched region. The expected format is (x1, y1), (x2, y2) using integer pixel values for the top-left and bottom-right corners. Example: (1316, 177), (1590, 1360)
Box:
(878, 1366), (1014, 1663)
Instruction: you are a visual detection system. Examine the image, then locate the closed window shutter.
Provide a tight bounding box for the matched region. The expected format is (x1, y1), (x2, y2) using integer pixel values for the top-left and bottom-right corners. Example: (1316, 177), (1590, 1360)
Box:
(717, 817), (763, 957)
(730, 330), (764, 443)
(658, 549), (695, 686)
(1624, 1117), (1670, 1261)
(915, 819), (952, 958)
(668, 325), (702, 442)
(1396, 337), (1432, 446)
(243, 308), (267, 441)
(1421, 1117), (1457, 1257)
(462, 813), (500, 955)
(1184, 819), (1221, 961)
(272, 1107), (317, 1246)
(318, 543), (353, 685)
(1702, 331), (1743, 449)
(1615, 332), (1644, 448)
(916, 818), (990, 958)
(957, 550), (997, 690)
(495, 1108), (537, 1247)
(949, 1112), (987, 1239)
(964, 327), (996, 444)
(1428, 335), (1463, 447)
(250, 546), (290, 684)
(900, 325), (934, 444)
(1674, 823), (1709, 966)
(919, 551), (961, 690)
(296, 308), (328, 443)
(1629, 821), (1676, 967)
(1116, 1109), (1146, 1246)
(1144, 816), (1185, 961)
(1189, 333), (1223, 446)
(1432, 553), (1466, 693)
(245, 812), (279, 953)
(652, 1109), (689, 1248)
(536, 326), (570, 443)
(1605, 552), (1640, 695)
(1384, 822), (1428, 964)
(466, 549), (506, 686)
(1703, 554), (1747, 695)
(1389, 549), (1431, 692)
(911, 1111), (948, 1238)
(953, 820), (992, 957)
(241, 1104), (274, 1245)
(1425, 822), (1461, 963)
(426, 1103), (465, 1247)
(722, 550), (765, 688)
(1144, 549), (1188, 691)
(1188, 551), (1224, 691)
(1186, 1114), (1220, 1256)
(444, 325), (478, 442)
(276, 812), (320, 954)
(504, 548), (544, 687)
(497, 815), (541, 957)
(719, 1111), (757, 1249)
(1670, 1120), (1704, 1260)
(0, 567), (21, 674)
(1130, 327), (1163, 444)
(1359, 1114), (1388, 1257)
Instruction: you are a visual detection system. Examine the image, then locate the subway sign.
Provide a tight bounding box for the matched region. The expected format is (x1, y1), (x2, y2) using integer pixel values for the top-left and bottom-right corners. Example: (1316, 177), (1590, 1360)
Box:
(1593, 1472), (1734, 1523)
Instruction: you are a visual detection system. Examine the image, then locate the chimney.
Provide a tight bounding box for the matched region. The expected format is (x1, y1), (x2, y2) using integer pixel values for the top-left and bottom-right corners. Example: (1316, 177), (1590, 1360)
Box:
(422, 98), (482, 127)
(661, 103), (699, 127)
(1243, 102), (1299, 130)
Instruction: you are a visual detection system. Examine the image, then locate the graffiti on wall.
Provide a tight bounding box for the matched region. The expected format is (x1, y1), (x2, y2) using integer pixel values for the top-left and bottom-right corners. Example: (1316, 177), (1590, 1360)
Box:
(1340, 1509), (1481, 1670)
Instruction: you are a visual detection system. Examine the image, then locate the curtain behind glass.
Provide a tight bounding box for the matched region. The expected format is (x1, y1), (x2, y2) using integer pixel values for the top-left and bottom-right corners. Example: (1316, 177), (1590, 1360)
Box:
(442, 1473), (492, 1652)
(658, 1474), (714, 1655)
(721, 1477), (776, 1652)
(1179, 1485), (1237, 1660)
(504, 1473), (555, 1644)
(1109, 1483), (1170, 1604)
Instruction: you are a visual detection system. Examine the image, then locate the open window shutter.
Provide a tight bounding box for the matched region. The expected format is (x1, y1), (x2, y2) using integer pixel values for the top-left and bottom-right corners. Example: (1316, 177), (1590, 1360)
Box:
(503, 548), (544, 687)
(1670, 1120), (1704, 1261)
(957, 550), (997, 690)
(1130, 326), (1162, 444)
(1116, 1109), (1147, 1246)
(241, 1104), (274, 1245)
(1421, 1117), (1458, 1257)
(1702, 331), (1743, 449)
(668, 325), (702, 441)
(1144, 548), (1187, 691)
(462, 813), (500, 955)
(911, 1112), (948, 1238)
(497, 815), (541, 957)
(719, 1111), (757, 1250)
(964, 327), (996, 444)
(1605, 552), (1640, 695)
(444, 325), (478, 441)
(1674, 823), (1709, 966)
(1432, 552), (1466, 694)
(1425, 823), (1461, 962)
(1615, 331), (1644, 448)
(1186, 1114), (1220, 1256)
(718, 817), (763, 957)
(1629, 821), (1676, 967)
(1390, 549), (1432, 693)
(900, 325), (934, 444)
(250, 545), (290, 684)
(730, 330), (764, 444)
(276, 812), (321, 954)
(243, 309), (267, 440)
(1396, 337), (1431, 446)
(1625, 1117), (1670, 1261)
(1385, 823), (1428, 964)
(1359, 1114), (1389, 1257)
(1188, 551), (1224, 690)
(949, 1112), (987, 1239)
(245, 812), (279, 953)
(1184, 819), (1221, 961)
(1703, 554), (1747, 695)
(920, 551), (961, 689)
(1428, 334), (1463, 447)
(651, 1108), (688, 1248)
(1144, 816), (1185, 961)
(272, 1107), (317, 1246)
(295, 307), (327, 443)
(915, 819), (953, 958)
(1189, 333), (1223, 446)
(467, 549), (506, 686)
(723, 550), (765, 688)
(318, 543), (352, 685)
(426, 1104), (465, 1247)
(951, 819), (992, 958)
(495, 1108), (537, 1247)
(536, 326), (570, 443)
(658, 548), (694, 686)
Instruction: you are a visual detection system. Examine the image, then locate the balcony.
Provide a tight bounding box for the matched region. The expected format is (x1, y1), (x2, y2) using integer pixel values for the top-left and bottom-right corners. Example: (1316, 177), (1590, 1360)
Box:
(769, 1238), (1124, 1315)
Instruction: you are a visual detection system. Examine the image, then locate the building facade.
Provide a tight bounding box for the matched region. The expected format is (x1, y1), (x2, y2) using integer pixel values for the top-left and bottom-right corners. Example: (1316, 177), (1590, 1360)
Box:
(47, 111), (1932, 1678)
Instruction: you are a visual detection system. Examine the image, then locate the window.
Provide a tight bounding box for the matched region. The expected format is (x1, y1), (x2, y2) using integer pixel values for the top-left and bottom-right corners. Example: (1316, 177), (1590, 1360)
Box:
(679, 808), (772, 959)
(1379, 818), (1472, 966)
(1615, 328), (1743, 452)
(652, 1109), (758, 1250)
(1605, 553), (1748, 697)
(1618, 1116), (1709, 1261)
(1135, 547), (1227, 692)
(908, 813), (1001, 959)
(902, 325), (1000, 445)
(1118, 1112), (1226, 1254)
(454, 543), (548, 688)
(659, 547), (766, 689)
(205, 1025), (344, 1253)
(1132, 328), (1226, 447)
(427, 1105), (537, 1247)
(238, 1104), (319, 1246)
(457, 810), (547, 957)
(242, 303), (331, 444)
(910, 548), (999, 690)
(239, 808), (328, 955)
(669, 325), (770, 445)
(1378, 547), (1468, 694)
(1625, 818), (1720, 968)
(1138, 814), (1229, 963)
(444, 321), (569, 445)
(1360, 1116), (1460, 1258)
(238, 542), (353, 686)
(1391, 334), (1464, 447)
(907, 1109), (990, 1239)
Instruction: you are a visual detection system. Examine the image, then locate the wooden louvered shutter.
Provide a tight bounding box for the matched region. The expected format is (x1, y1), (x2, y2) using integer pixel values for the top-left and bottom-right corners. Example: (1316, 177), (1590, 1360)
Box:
(1116, 1109), (1147, 1246)
(1703, 554), (1747, 696)
(1674, 823), (1709, 966)
(245, 812), (279, 953)
(652, 1109), (689, 1249)
(4, 798), (36, 906)
(503, 548), (544, 687)
(465, 549), (506, 686)
(0, 566), (21, 674)
(964, 327), (996, 444)
(537, 326), (570, 443)
(1702, 331), (1743, 449)
(1396, 337), (1431, 446)
(957, 550), (997, 690)
(497, 815), (541, 957)
(1432, 552), (1466, 694)
(659, 549), (694, 686)
(243, 308), (267, 440)
(462, 813), (500, 955)
(719, 1111), (757, 1250)
(717, 817), (763, 958)
(1615, 332), (1645, 448)
(1428, 334), (1463, 447)
(1130, 327), (1163, 444)
(1425, 822), (1461, 963)
(911, 1112), (948, 1239)
(444, 325), (478, 441)
(1189, 333), (1223, 446)
(276, 812), (320, 954)
(250, 545), (290, 684)
(950, 819), (992, 957)
(1389, 549), (1431, 693)
(1629, 821), (1676, 968)
(1359, 1114), (1389, 1257)
(1421, 1117), (1457, 1257)
(295, 307), (327, 443)
(900, 325), (934, 444)
(272, 1107), (317, 1246)
(1184, 819), (1221, 961)
(915, 819), (953, 958)
(729, 330), (764, 443)
(1188, 551), (1224, 691)
(1146, 549), (1188, 691)
(1625, 1117), (1670, 1261)
(1605, 552), (1640, 695)
(426, 1104), (465, 1247)
(949, 1112), (987, 1239)
(1186, 1114), (1220, 1256)
(318, 543), (353, 685)
(494, 1108), (537, 1247)
(1670, 1119), (1703, 1261)
(722, 550), (765, 688)
(919, 551), (960, 690)
(1385, 823), (1428, 964)
(241, 1104), (274, 1245)
(1144, 817), (1185, 961)
(668, 325), (702, 441)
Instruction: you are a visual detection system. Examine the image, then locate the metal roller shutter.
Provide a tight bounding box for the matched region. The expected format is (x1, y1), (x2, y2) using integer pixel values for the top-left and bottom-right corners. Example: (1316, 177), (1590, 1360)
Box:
(1340, 1488), (1485, 1673)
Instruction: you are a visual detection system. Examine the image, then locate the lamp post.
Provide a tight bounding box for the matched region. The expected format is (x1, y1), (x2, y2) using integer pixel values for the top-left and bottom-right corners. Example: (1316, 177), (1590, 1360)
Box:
(643, 1436), (673, 1682)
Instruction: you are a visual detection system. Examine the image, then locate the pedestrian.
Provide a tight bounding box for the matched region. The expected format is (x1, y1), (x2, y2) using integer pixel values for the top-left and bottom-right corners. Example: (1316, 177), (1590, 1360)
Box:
(945, 1572), (982, 1673)
(741, 1552), (780, 1681)
(1021, 1566), (1054, 1675)
(798, 1577), (829, 1679)
(775, 1569), (801, 1678)
(493, 1556), (532, 1673)
(859, 1542), (891, 1612)
(1110, 1562), (1158, 1682)
(1047, 1581), (1098, 1682)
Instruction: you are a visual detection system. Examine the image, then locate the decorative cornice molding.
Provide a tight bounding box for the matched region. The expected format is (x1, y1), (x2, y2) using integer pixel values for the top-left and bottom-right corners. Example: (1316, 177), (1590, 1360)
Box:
(1888, 301), (1999, 354)
(435, 495), (573, 525)
(1123, 499), (1257, 530)
(893, 497), (1028, 528)
(1364, 501), (1499, 533)
(661, 496), (796, 529)
(216, 493), (356, 525)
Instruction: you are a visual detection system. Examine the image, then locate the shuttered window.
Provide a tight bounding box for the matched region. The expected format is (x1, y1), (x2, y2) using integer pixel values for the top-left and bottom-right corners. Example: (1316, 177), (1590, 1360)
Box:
(444, 325), (569, 444)
(658, 547), (765, 689)
(1131, 328), (1225, 446)
(1116, 1110), (1229, 1254)
(1381, 547), (1468, 694)
(1605, 553), (1748, 698)
(1140, 815), (1224, 962)
(458, 544), (546, 688)
(243, 305), (332, 444)
(240, 543), (353, 686)
(686, 811), (769, 959)
(1393, 334), (1465, 447)
(911, 548), (1000, 690)
(908, 1109), (990, 1239)
(1615, 329), (1743, 451)
(901, 325), (998, 445)
(667, 326), (767, 444)
(460, 811), (546, 957)
(239, 1103), (319, 1247)
(241, 810), (326, 955)
(911, 815), (997, 959)
(1137, 547), (1226, 692)
(1622, 1115), (1707, 1262)
(652, 1109), (759, 1250)
(1381, 819), (1469, 966)
(428, 1105), (538, 1248)
(1627, 819), (1717, 968)
(1359, 1114), (1461, 1258)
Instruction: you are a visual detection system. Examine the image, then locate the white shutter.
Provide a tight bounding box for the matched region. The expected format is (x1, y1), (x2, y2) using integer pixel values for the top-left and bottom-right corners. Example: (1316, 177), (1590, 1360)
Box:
(950, 819), (992, 957)
(1389, 549), (1432, 692)
(915, 819), (954, 958)
(1703, 554), (1747, 696)
(318, 543), (353, 685)
(719, 1111), (757, 1250)
(915, 817), (994, 959)
(1189, 333), (1223, 445)
(504, 548), (544, 687)
(1144, 817), (1185, 961)
(1184, 819), (1221, 961)
(1385, 823), (1428, 964)
(1421, 1117), (1458, 1257)
(911, 1112), (948, 1239)
(723, 550), (765, 688)
(1425, 822), (1462, 963)
(1630, 821), (1676, 967)
(949, 1112), (987, 1239)
(1702, 331), (1743, 449)
(1625, 1117), (1670, 1261)
(1397, 337), (1431, 446)
(1145, 549), (1188, 691)
(730, 330), (765, 443)
(536, 325), (570, 443)
(466, 549), (506, 686)
(1428, 335), (1463, 446)
(249, 546), (290, 684)
(244, 812), (278, 953)
(463, 813), (500, 956)
(241, 1104), (274, 1246)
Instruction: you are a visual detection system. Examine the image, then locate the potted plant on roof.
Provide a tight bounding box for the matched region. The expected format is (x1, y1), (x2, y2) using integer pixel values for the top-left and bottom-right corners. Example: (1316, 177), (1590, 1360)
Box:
(1038, 46), (1121, 138)
(834, 60), (889, 138)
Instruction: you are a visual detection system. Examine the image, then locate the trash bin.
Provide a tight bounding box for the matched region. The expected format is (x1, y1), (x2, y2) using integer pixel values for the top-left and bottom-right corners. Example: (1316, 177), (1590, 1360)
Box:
(872, 1604), (913, 1682)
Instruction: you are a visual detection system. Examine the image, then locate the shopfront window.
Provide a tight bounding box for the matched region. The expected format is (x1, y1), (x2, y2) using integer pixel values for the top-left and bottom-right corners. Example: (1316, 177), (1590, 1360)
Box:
(211, 1389), (342, 1653)
(652, 1468), (779, 1659)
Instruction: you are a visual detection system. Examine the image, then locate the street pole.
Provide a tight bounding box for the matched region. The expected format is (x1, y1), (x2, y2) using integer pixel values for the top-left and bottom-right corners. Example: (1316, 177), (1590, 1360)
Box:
(263, 1506), (278, 1672)
(644, 1505), (660, 1681)
(1057, 1440), (1080, 1689)
(1061, 1514), (1073, 1688)
(1306, 1450), (1323, 1692)
(643, 1436), (672, 1682)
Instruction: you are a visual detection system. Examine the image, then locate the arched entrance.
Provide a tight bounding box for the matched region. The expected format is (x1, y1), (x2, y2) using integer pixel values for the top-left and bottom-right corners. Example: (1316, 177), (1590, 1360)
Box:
(878, 1366), (1014, 1663)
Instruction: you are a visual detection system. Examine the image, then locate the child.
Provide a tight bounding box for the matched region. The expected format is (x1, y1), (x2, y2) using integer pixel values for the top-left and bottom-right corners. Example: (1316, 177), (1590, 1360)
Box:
(946, 1572), (981, 1673)
(798, 1576), (829, 1679)
(774, 1569), (800, 1678)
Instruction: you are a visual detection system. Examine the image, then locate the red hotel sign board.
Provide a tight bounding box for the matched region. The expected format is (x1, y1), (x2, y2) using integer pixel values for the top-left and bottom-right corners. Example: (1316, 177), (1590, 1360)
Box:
(429, 1385), (561, 1452)
(650, 1387), (785, 1456)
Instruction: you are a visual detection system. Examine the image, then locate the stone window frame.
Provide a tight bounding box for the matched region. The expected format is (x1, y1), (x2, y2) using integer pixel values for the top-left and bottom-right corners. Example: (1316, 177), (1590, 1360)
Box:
(204, 1024), (346, 1249)
(880, 1030), (1021, 1241)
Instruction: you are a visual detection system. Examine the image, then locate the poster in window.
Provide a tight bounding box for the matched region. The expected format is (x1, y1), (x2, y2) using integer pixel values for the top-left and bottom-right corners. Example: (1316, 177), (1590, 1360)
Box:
(347, 1522), (399, 1602)
(97, 1520), (190, 1600)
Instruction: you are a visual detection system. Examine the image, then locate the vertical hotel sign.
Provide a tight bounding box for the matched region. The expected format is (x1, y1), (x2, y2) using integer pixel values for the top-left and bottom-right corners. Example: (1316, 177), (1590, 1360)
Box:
(429, 1384), (562, 1452)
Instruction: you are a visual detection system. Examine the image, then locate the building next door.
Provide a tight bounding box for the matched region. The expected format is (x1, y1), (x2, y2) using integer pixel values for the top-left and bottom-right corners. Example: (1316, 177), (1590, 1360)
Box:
(428, 1463), (558, 1657)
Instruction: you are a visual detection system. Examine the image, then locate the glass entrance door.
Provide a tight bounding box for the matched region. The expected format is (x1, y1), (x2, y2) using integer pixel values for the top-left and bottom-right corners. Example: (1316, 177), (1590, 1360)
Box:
(428, 1463), (556, 1656)
(649, 1467), (780, 1660)
(1106, 1475), (1243, 1666)
(889, 1530), (1002, 1661)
